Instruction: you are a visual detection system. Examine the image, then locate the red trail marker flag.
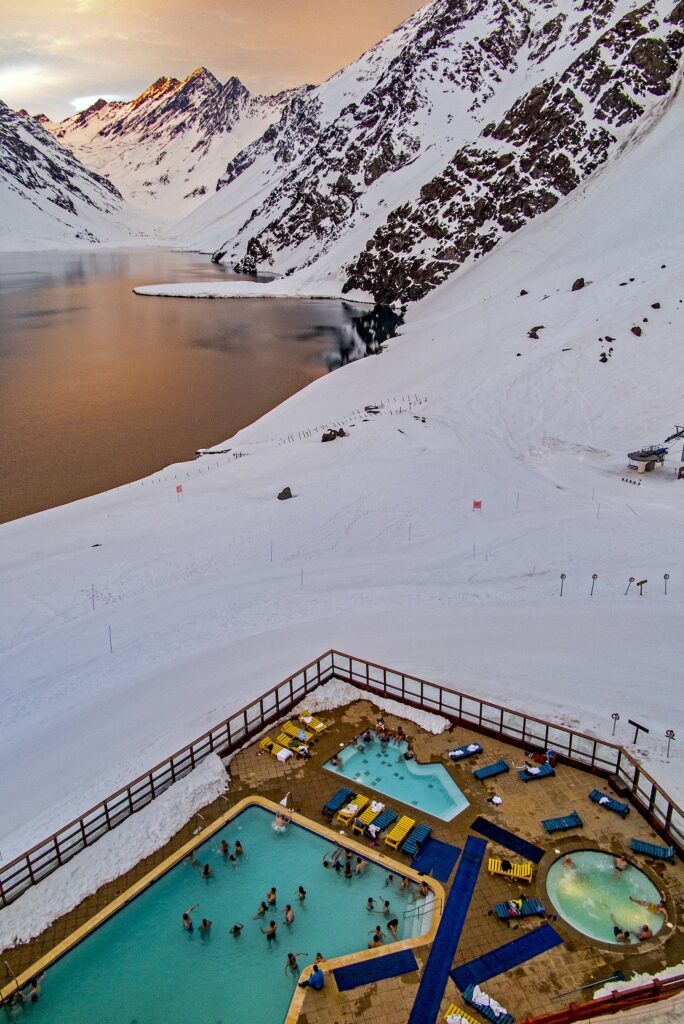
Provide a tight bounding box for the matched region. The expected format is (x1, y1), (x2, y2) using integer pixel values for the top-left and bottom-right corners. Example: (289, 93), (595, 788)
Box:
(176, 484), (184, 499)
(472, 499), (482, 510)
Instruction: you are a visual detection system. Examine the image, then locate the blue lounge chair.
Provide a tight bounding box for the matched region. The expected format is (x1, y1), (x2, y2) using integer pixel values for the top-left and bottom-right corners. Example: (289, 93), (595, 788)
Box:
(473, 758), (509, 781)
(365, 808), (397, 837)
(449, 743), (483, 762)
(494, 898), (545, 921)
(630, 838), (675, 862)
(322, 787), (354, 818)
(542, 811), (582, 833)
(519, 762), (555, 782)
(462, 983), (515, 1024)
(401, 822), (432, 855)
(589, 789), (629, 818)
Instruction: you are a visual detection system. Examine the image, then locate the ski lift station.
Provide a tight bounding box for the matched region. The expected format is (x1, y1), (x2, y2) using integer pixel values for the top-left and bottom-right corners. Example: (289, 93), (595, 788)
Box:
(628, 424), (684, 475)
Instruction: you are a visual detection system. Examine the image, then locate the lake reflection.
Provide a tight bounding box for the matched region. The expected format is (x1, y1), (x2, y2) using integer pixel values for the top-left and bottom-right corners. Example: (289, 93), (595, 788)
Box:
(0, 249), (398, 523)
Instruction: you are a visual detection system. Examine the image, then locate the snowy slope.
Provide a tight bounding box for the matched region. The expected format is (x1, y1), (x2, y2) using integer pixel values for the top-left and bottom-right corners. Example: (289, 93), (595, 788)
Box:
(42, 70), (308, 221)
(173, 0), (683, 302)
(0, 103), (146, 251)
(0, 76), (682, 869)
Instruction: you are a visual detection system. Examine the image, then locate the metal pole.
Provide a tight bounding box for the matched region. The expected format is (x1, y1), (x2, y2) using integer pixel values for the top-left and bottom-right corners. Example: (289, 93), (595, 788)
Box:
(591, 573), (598, 596)
(560, 573), (566, 597)
(666, 730), (675, 758)
(625, 577), (634, 596)
(612, 713), (620, 736)
(91, 584), (95, 611)
(664, 573), (669, 595)
(108, 625), (113, 654)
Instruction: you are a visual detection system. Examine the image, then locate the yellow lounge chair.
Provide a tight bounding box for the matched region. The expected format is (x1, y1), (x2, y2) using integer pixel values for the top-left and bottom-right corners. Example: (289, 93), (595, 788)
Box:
(260, 736), (289, 759)
(277, 732), (309, 753)
(282, 720), (314, 744)
(298, 709), (328, 734)
(384, 815), (415, 850)
(351, 803), (383, 835)
(444, 1005), (480, 1024)
(336, 794), (369, 825)
(488, 856), (533, 884)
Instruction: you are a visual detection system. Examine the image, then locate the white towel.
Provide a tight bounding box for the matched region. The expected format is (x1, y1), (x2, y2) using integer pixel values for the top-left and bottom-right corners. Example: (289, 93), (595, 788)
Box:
(527, 765), (541, 775)
(367, 824), (380, 838)
(301, 715), (313, 724)
(599, 796), (610, 805)
(276, 748), (292, 762)
(467, 743), (479, 752)
(344, 803), (358, 814)
(450, 749), (465, 759)
(446, 1015), (465, 1024)
(371, 801), (385, 813)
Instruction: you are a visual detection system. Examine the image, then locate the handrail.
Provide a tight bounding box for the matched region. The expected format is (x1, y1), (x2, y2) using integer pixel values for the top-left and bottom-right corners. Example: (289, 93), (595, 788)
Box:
(0, 648), (680, 911)
(403, 896), (442, 920)
(519, 973), (684, 1022)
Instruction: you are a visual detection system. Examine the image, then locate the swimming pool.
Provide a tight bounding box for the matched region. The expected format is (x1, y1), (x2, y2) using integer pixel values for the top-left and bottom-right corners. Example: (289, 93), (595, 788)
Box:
(546, 850), (666, 945)
(10, 802), (436, 1024)
(324, 731), (469, 821)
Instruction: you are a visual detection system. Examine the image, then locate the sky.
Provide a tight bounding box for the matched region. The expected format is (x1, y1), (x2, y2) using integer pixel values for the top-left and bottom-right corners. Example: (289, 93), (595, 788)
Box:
(0, 0), (425, 120)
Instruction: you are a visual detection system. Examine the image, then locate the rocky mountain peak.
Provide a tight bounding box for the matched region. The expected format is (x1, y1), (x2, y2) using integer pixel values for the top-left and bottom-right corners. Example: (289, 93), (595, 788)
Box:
(131, 76), (180, 110)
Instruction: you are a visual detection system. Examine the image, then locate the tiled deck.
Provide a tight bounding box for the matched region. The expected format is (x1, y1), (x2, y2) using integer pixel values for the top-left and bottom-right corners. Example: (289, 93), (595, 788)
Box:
(3, 699), (683, 1023)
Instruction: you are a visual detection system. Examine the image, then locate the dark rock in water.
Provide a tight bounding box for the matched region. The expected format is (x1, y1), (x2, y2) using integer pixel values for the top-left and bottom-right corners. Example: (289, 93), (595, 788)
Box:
(651, 301), (661, 308)
(528, 325), (544, 339)
(277, 487), (293, 500)
(631, 325), (642, 336)
(571, 277), (585, 291)
(520, 289), (528, 296)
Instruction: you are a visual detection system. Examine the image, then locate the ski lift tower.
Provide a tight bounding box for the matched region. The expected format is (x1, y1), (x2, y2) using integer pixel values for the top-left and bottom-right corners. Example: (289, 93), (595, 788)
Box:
(627, 425), (684, 475)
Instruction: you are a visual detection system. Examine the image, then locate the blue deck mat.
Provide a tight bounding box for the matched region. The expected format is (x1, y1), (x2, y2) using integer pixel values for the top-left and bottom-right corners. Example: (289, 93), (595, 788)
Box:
(407, 836), (487, 1024)
(450, 924), (563, 990)
(333, 949), (418, 991)
(470, 816), (545, 863)
(411, 838), (461, 882)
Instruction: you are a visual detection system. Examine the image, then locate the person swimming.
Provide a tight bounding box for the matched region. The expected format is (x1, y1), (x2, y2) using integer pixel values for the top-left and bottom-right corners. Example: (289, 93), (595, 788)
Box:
(284, 952), (309, 976)
(400, 877), (410, 892)
(220, 840), (230, 858)
(323, 848), (343, 869)
(202, 864), (214, 879)
(331, 753), (342, 767)
(366, 897), (375, 912)
(267, 887), (277, 906)
(21, 974), (45, 1004)
(253, 901), (268, 919)
(261, 920), (278, 941)
(387, 918), (399, 939)
(377, 899), (391, 917)
(614, 854), (628, 873)
(637, 923), (653, 941)
(384, 874), (394, 887)
(235, 840), (244, 857)
(610, 914), (631, 942)
(273, 814), (290, 833)
(355, 857), (366, 875)
(297, 885), (307, 903)
(182, 904), (200, 931)
(198, 918), (212, 937)
(630, 893), (668, 921)
(229, 923), (244, 936)
(368, 926), (386, 948)
(344, 860), (353, 879)
(283, 904), (295, 926)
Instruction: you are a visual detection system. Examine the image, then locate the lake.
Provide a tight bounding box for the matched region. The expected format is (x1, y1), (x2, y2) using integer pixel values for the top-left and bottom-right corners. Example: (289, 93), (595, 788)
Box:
(0, 249), (399, 523)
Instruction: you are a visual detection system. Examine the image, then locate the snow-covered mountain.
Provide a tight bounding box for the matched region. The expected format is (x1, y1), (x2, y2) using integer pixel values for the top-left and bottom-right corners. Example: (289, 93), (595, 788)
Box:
(175, 0), (683, 302)
(0, 102), (143, 251)
(40, 69), (309, 221)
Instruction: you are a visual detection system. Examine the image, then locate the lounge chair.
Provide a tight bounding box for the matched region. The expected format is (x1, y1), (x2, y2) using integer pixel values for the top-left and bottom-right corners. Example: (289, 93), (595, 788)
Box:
(474, 758), (509, 781)
(385, 815), (416, 850)
(322, 786), (354, 818)
(351, 801), (385, 836)
(449, 743), (483, 762)
(401, 822), (432, 855)
(462, 983), (515, 1024)
(542, 811), (582, 833)
(259, 736), (291, 760)
(518, 762), (555, 782)
(277, 731), (309, 753)
(589, 789), (629, 818)
(488, 856), (533, 884)
(443, 1005), (480, 1024)
(365, 808), (397, 838)
(337, 794), (369, 825)
(630, 838), (675, 862)
(298, 709), (328, 734)
(282, 720), (314, 745)
(494, 898), (545, 921)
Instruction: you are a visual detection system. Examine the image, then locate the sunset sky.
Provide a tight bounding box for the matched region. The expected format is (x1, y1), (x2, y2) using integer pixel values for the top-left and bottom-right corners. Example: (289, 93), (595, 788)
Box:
(1, 0), (425, 120)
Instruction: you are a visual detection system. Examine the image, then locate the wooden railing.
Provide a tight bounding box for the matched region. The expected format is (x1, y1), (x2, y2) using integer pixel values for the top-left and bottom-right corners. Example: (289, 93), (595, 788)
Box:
(0, 649), (680, 911)
(519, 974), (684, 1022)
(328, 650), (683, 857)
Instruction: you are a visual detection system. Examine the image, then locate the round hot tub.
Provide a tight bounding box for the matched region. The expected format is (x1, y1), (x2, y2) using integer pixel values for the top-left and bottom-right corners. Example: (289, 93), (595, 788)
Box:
(546, 850), (666, 945)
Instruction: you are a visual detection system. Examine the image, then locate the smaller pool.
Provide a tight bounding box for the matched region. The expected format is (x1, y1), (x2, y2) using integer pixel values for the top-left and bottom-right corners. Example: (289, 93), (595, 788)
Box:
(546, 850), (666, 945)
(324, 730), (469, 821)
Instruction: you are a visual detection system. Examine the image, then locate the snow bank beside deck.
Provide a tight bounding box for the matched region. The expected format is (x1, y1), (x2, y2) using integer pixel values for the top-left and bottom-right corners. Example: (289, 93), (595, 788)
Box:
(0, 754), (228, 948)
(298, 679), (450, 735)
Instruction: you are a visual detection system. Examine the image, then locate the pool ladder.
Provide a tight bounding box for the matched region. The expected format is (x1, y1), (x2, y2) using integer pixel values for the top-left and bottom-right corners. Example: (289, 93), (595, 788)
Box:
(403, 896), (442, 938)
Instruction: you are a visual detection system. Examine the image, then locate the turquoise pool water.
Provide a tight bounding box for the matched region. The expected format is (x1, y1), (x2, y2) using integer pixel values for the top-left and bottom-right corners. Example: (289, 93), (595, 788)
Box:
(546, 850), (666, 945)
(20, 805), (427, 1024)
(324, 731), (469, 821)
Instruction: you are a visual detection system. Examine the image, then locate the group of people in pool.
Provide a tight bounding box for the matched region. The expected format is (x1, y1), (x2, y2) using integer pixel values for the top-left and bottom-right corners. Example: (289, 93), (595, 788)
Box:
(562, 854), (668, 943)
(4, 976), (45, 1018)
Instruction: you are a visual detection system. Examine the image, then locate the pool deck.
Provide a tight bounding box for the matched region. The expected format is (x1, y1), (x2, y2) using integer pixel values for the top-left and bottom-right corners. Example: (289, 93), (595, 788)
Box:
(2, 698), (683, 1023)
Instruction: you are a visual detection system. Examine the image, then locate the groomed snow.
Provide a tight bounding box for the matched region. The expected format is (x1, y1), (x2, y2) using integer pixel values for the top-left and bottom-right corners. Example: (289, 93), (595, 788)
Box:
(0, 754), (229, 949)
